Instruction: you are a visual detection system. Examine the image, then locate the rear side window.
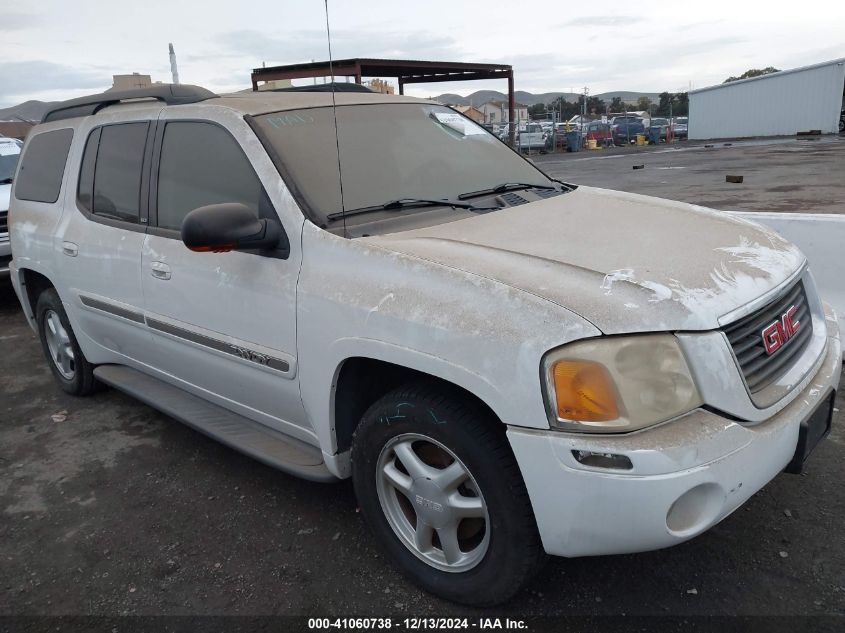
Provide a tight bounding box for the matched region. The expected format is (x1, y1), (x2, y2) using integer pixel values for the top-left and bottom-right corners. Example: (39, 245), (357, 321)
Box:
(86, 123), (149, 223)
(14, 128), (74, 203)
(156, 121), (270, 231)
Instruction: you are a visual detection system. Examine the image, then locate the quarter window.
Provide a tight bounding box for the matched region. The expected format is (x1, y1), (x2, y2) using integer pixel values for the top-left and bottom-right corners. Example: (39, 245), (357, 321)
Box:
(156, 121), (271, 231)
(14, 128), (74, 203)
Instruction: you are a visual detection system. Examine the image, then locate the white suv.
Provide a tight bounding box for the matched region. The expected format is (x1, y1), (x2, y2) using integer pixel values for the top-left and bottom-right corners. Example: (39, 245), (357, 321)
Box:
(8, 85), (841, 605)
(0, 136), (21, 277)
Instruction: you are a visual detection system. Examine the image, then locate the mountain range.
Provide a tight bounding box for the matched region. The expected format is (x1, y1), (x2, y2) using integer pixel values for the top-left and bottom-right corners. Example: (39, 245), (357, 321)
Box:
(1, 89), (664, 122)
(0, 100), (56, 122)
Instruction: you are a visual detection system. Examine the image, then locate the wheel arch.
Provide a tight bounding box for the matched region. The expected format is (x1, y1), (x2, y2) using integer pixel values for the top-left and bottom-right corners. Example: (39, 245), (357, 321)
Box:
(19, 267), (56, 327)
(331, 353), (504, 456)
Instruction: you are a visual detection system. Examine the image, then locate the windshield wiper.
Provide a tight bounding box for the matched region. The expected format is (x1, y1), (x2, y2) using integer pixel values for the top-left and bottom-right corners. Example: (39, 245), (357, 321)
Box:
(458, 182), (558, 200)
(0, 178), (13, 185)
(326, 198), (496, 222)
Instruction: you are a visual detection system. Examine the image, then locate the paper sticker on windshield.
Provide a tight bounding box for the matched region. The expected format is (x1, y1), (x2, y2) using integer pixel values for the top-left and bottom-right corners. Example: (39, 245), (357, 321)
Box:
(432, 112), (486, 136)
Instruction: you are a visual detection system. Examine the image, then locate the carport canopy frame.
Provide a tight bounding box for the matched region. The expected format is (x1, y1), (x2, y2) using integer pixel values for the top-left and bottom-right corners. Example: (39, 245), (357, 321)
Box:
(251, 58), (515, 132)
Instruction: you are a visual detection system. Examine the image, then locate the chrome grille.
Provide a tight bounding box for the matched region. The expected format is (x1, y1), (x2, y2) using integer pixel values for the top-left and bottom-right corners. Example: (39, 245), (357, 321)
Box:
(722, 280), (813, 393)
(0, 210), (7, 235)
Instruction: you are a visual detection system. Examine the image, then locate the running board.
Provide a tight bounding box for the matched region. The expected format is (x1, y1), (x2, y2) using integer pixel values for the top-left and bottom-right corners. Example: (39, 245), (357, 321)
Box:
(93, 365), (337, 483)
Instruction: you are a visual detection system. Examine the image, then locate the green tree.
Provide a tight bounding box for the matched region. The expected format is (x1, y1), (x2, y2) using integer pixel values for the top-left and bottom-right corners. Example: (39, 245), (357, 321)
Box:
(528, 102), (546, 118)
(674, 92), (689, 116)
(578, 95), (606, 116)
(549, 97), (581, 120)
(723, 66), (780, 83)
(609, 96), (626, 112)
(636, 96), (653, 112)
(656, 92), (675, 116)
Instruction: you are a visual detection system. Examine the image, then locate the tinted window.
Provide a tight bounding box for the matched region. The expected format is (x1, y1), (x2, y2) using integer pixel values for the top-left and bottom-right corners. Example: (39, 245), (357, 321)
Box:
(156, 121), (269, 231)
(14, 129), (74, 203)
(92, 123), (148, 223)
(76, 127), (101, 213)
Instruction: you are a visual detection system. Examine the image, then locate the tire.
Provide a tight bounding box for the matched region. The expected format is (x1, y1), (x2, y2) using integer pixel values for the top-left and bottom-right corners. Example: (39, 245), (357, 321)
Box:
(36, 288), (97, 396)
(351, 381), (544, 605)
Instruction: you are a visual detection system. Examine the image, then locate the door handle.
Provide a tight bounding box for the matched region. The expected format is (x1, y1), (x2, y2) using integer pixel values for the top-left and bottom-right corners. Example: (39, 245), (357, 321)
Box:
(62, 242), (78, 257)
(150, 261), (171, 280)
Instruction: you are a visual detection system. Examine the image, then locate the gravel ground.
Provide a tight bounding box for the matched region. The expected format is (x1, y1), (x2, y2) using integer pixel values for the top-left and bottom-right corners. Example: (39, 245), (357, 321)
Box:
(533, 135), (845, 213)
(1, 279), (843, 624)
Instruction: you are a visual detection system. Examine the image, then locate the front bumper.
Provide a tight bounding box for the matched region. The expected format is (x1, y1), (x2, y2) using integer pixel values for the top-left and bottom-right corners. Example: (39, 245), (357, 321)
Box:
(509, 315), (841, 558)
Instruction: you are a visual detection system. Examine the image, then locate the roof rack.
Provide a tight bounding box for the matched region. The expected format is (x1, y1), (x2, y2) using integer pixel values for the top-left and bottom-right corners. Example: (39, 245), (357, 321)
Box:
(41, 84), (218, 123)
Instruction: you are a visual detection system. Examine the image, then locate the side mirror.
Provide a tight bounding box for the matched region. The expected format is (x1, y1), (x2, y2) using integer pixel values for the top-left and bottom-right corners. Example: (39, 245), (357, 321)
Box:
(181, 203), (286, 255)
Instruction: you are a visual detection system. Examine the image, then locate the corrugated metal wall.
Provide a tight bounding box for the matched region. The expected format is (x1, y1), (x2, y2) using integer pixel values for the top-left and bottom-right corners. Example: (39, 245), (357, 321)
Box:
(689, 60), (845, 139)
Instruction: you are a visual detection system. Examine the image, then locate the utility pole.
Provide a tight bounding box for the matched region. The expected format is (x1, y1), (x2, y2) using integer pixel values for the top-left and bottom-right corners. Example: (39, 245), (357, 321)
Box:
(168, 43), (179, 84)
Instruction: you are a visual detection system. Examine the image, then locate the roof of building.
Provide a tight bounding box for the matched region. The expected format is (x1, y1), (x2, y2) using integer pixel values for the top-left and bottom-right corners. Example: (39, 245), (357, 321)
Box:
(252, 58), (512, 84)
(689, 57), (845, 95)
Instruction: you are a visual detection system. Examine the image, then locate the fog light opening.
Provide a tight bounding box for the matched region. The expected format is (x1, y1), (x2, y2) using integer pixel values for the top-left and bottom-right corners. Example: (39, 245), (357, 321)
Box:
(666, 483), (725, 536)
(571, 450), (633, 471)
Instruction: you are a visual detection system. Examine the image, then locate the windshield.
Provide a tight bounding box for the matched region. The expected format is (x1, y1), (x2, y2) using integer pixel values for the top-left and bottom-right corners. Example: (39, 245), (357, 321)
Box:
(253, 103), (552, 227)
(0, 143), (21, 182)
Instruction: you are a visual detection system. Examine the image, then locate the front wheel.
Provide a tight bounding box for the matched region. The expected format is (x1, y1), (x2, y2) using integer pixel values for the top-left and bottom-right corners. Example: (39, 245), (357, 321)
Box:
(352, 382), (543, 605)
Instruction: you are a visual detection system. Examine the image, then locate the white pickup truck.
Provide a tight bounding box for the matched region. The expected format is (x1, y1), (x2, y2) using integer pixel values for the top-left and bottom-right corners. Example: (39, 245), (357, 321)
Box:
(7, 85), (841, 605)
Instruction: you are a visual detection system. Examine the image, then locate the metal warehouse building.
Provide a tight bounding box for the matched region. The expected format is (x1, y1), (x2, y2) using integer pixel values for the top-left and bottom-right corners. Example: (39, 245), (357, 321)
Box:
(689, 58), (845, 139)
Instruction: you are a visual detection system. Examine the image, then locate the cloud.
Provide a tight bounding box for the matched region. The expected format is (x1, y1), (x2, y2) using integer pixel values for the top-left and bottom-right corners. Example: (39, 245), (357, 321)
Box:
(213, 28), (461, 66)
(0, 61), (106, 104)
(0, 13), (40, 31)
(563, 16), (643, 27)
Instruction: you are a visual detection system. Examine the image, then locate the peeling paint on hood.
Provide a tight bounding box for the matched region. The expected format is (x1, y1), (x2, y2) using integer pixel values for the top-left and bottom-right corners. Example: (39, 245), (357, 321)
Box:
(363, 186), (806, 334)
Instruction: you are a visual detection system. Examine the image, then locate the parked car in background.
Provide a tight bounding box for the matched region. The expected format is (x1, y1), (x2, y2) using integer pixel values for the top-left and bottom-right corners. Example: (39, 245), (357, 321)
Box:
(0, 137), (22, 277)
(672, 117), (689, 139)
(583, 121), (613, 146)
(612, 118), (645, 145)
(514, 123), (546, 152)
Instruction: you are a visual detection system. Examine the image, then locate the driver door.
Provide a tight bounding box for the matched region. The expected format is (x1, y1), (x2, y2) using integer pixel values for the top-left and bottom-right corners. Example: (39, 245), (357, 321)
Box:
(140, 114), (312, 443)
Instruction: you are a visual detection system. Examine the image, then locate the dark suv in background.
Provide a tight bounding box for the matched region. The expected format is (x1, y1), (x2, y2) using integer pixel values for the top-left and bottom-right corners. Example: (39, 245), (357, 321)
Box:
(612, 117), (645, 145)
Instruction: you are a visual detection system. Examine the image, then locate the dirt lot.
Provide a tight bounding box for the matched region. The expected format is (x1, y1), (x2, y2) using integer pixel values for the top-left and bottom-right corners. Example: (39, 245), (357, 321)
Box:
(1, 137), (844, 627)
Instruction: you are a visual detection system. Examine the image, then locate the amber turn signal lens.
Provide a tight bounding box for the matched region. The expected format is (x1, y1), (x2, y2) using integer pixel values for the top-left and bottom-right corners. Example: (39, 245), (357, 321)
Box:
(552, 360), (619, 422)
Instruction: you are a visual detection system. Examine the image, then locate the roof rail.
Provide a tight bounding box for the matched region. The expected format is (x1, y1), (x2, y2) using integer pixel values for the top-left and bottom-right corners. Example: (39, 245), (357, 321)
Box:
(41, 84), (218, 123)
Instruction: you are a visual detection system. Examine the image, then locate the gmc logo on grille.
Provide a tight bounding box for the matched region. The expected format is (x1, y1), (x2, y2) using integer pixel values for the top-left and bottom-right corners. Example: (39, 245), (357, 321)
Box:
(761, 306), (800, 355)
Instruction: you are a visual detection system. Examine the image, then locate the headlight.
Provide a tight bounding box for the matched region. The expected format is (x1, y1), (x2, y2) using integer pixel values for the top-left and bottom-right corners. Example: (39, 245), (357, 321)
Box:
(542, 334), (702, 433)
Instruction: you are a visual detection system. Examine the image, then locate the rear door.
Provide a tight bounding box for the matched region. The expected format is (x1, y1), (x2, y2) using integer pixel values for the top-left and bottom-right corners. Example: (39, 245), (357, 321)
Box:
(56, 113), (157, 365)
(140, 113), (312, 442)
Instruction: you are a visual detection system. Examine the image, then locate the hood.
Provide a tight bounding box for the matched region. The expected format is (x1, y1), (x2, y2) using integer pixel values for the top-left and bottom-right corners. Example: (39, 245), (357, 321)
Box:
(363, 186), (805, 334)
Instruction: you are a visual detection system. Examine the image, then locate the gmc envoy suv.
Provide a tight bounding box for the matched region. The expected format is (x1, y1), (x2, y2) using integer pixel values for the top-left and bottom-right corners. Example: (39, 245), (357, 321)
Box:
(7, 85), (841, 605)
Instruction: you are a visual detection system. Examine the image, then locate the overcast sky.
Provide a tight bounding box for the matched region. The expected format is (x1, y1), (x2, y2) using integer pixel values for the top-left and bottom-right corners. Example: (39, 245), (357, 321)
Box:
(1, 0), (844, 107)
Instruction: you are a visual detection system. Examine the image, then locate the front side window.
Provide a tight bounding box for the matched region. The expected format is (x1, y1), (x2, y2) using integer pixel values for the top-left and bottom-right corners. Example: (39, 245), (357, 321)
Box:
(156, 121), (271, 231)
(253, 103), (552, 228)
(14, 128), (74, 203)
(81, 122), (149, 223)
